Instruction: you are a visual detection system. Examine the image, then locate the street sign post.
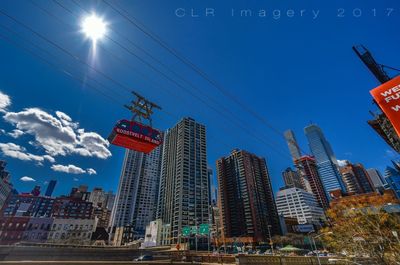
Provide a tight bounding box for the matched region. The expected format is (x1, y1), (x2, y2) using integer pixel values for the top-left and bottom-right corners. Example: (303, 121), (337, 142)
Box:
(182, 226), (191, 237)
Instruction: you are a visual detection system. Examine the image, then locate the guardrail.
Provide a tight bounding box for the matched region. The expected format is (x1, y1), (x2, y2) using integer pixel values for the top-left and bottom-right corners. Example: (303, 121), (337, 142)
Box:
(184, 253), (236, 263)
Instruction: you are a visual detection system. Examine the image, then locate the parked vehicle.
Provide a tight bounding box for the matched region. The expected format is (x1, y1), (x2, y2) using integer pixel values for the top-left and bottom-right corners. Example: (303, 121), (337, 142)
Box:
(134, 255), (153, 261)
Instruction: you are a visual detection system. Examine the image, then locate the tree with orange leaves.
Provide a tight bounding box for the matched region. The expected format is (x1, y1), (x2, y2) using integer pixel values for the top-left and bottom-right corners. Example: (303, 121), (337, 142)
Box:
(321, 191), (400, 265)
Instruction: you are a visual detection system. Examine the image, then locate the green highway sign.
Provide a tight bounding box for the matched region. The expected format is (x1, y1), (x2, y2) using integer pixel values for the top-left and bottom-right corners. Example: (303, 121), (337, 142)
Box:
(199, 224), (209, 235)
(182, 226), (191, 236)
(191, 226), (198, 234)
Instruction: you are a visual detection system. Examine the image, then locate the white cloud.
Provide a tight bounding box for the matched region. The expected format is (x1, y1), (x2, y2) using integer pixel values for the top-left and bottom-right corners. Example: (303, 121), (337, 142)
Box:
(0, 91), (11, 113)
(73, 177), (79, 181)
(337, 159), (349, 167)
(0, 142), (55, 164)
(50, 164), (97, 175)
(0, 129), (5, 134)
(8, 129), (24, 138)
(55, 111), (72, 122)
(20, 176), (36, 182)
(51, 164), (86, 174)
(76, 130), (111, 159)
(4, 107), (111, 159)
(56, 111), (78, 129)
(43, 155), (56, 163)
(87, 168), (97, 175)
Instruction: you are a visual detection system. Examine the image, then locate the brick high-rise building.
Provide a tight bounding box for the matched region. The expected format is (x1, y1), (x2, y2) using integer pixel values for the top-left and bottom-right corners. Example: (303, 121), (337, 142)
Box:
(352, 163), (374, 193)
(340, 162), (374, 194)
(217, 149), (281, 243)
(340, 164), (362, 194)
(157, 118), (209, 244)
(1, 194), (55, 217)
(295, 155), (329, 210)
(51, 197), (93, 219)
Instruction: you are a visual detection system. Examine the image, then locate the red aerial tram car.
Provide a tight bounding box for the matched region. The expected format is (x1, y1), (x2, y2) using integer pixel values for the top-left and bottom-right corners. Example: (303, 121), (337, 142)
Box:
(108, 119), (162, 154)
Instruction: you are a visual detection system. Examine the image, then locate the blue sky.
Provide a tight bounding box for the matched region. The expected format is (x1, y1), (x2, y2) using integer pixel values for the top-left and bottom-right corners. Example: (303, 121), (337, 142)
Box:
(0, 0), (399, 196)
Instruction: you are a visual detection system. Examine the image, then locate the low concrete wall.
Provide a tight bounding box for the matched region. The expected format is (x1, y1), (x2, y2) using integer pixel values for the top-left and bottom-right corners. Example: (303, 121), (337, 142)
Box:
(185, 253), (236, 263)
(236, 254), (331, 265)
(0, 246), (159, 261)
(0, 260), (201, 265)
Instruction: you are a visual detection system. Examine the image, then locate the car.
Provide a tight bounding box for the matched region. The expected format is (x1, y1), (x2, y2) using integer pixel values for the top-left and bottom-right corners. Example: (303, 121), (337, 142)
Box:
(264, 249), (273, 255)
(134, 255), (153, 261)
(245, 249), (255, 255)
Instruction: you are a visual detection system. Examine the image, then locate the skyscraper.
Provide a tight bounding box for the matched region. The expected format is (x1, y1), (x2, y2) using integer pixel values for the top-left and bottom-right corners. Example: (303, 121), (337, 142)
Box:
(284, 130), (302, 161)
(157, 118), (209, 244)
(384, 161), (400, 199)
(44, 180), (57, 197)
(217, 149), (281, 243)
(366, 168), (386, 188)
(295, 155), (329, 210)
(111, 145), (163, 238)
(304, 124), (346, 197)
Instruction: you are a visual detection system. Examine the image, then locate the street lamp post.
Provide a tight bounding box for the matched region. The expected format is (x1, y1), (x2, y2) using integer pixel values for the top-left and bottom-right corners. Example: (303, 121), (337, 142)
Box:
(266, 224), (274, 255)
(308, 231), (333, 265)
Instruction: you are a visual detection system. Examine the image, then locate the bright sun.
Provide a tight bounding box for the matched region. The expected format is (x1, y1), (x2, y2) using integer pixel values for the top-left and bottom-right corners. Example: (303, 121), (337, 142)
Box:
(81, 13), (107, 44)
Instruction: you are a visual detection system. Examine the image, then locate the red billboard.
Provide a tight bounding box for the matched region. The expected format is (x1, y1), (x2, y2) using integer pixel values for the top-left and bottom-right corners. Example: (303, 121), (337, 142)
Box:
(370, 75), (400, 137)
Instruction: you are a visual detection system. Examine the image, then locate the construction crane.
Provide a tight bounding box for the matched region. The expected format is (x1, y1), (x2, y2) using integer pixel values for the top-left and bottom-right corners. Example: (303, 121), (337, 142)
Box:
(353, 45), (391, 84)
(352, 45), (400, 153)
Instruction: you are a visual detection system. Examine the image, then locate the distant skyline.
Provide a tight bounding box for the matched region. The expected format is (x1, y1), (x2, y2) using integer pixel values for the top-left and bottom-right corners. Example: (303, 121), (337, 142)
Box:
(0, 0), (399, 196)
